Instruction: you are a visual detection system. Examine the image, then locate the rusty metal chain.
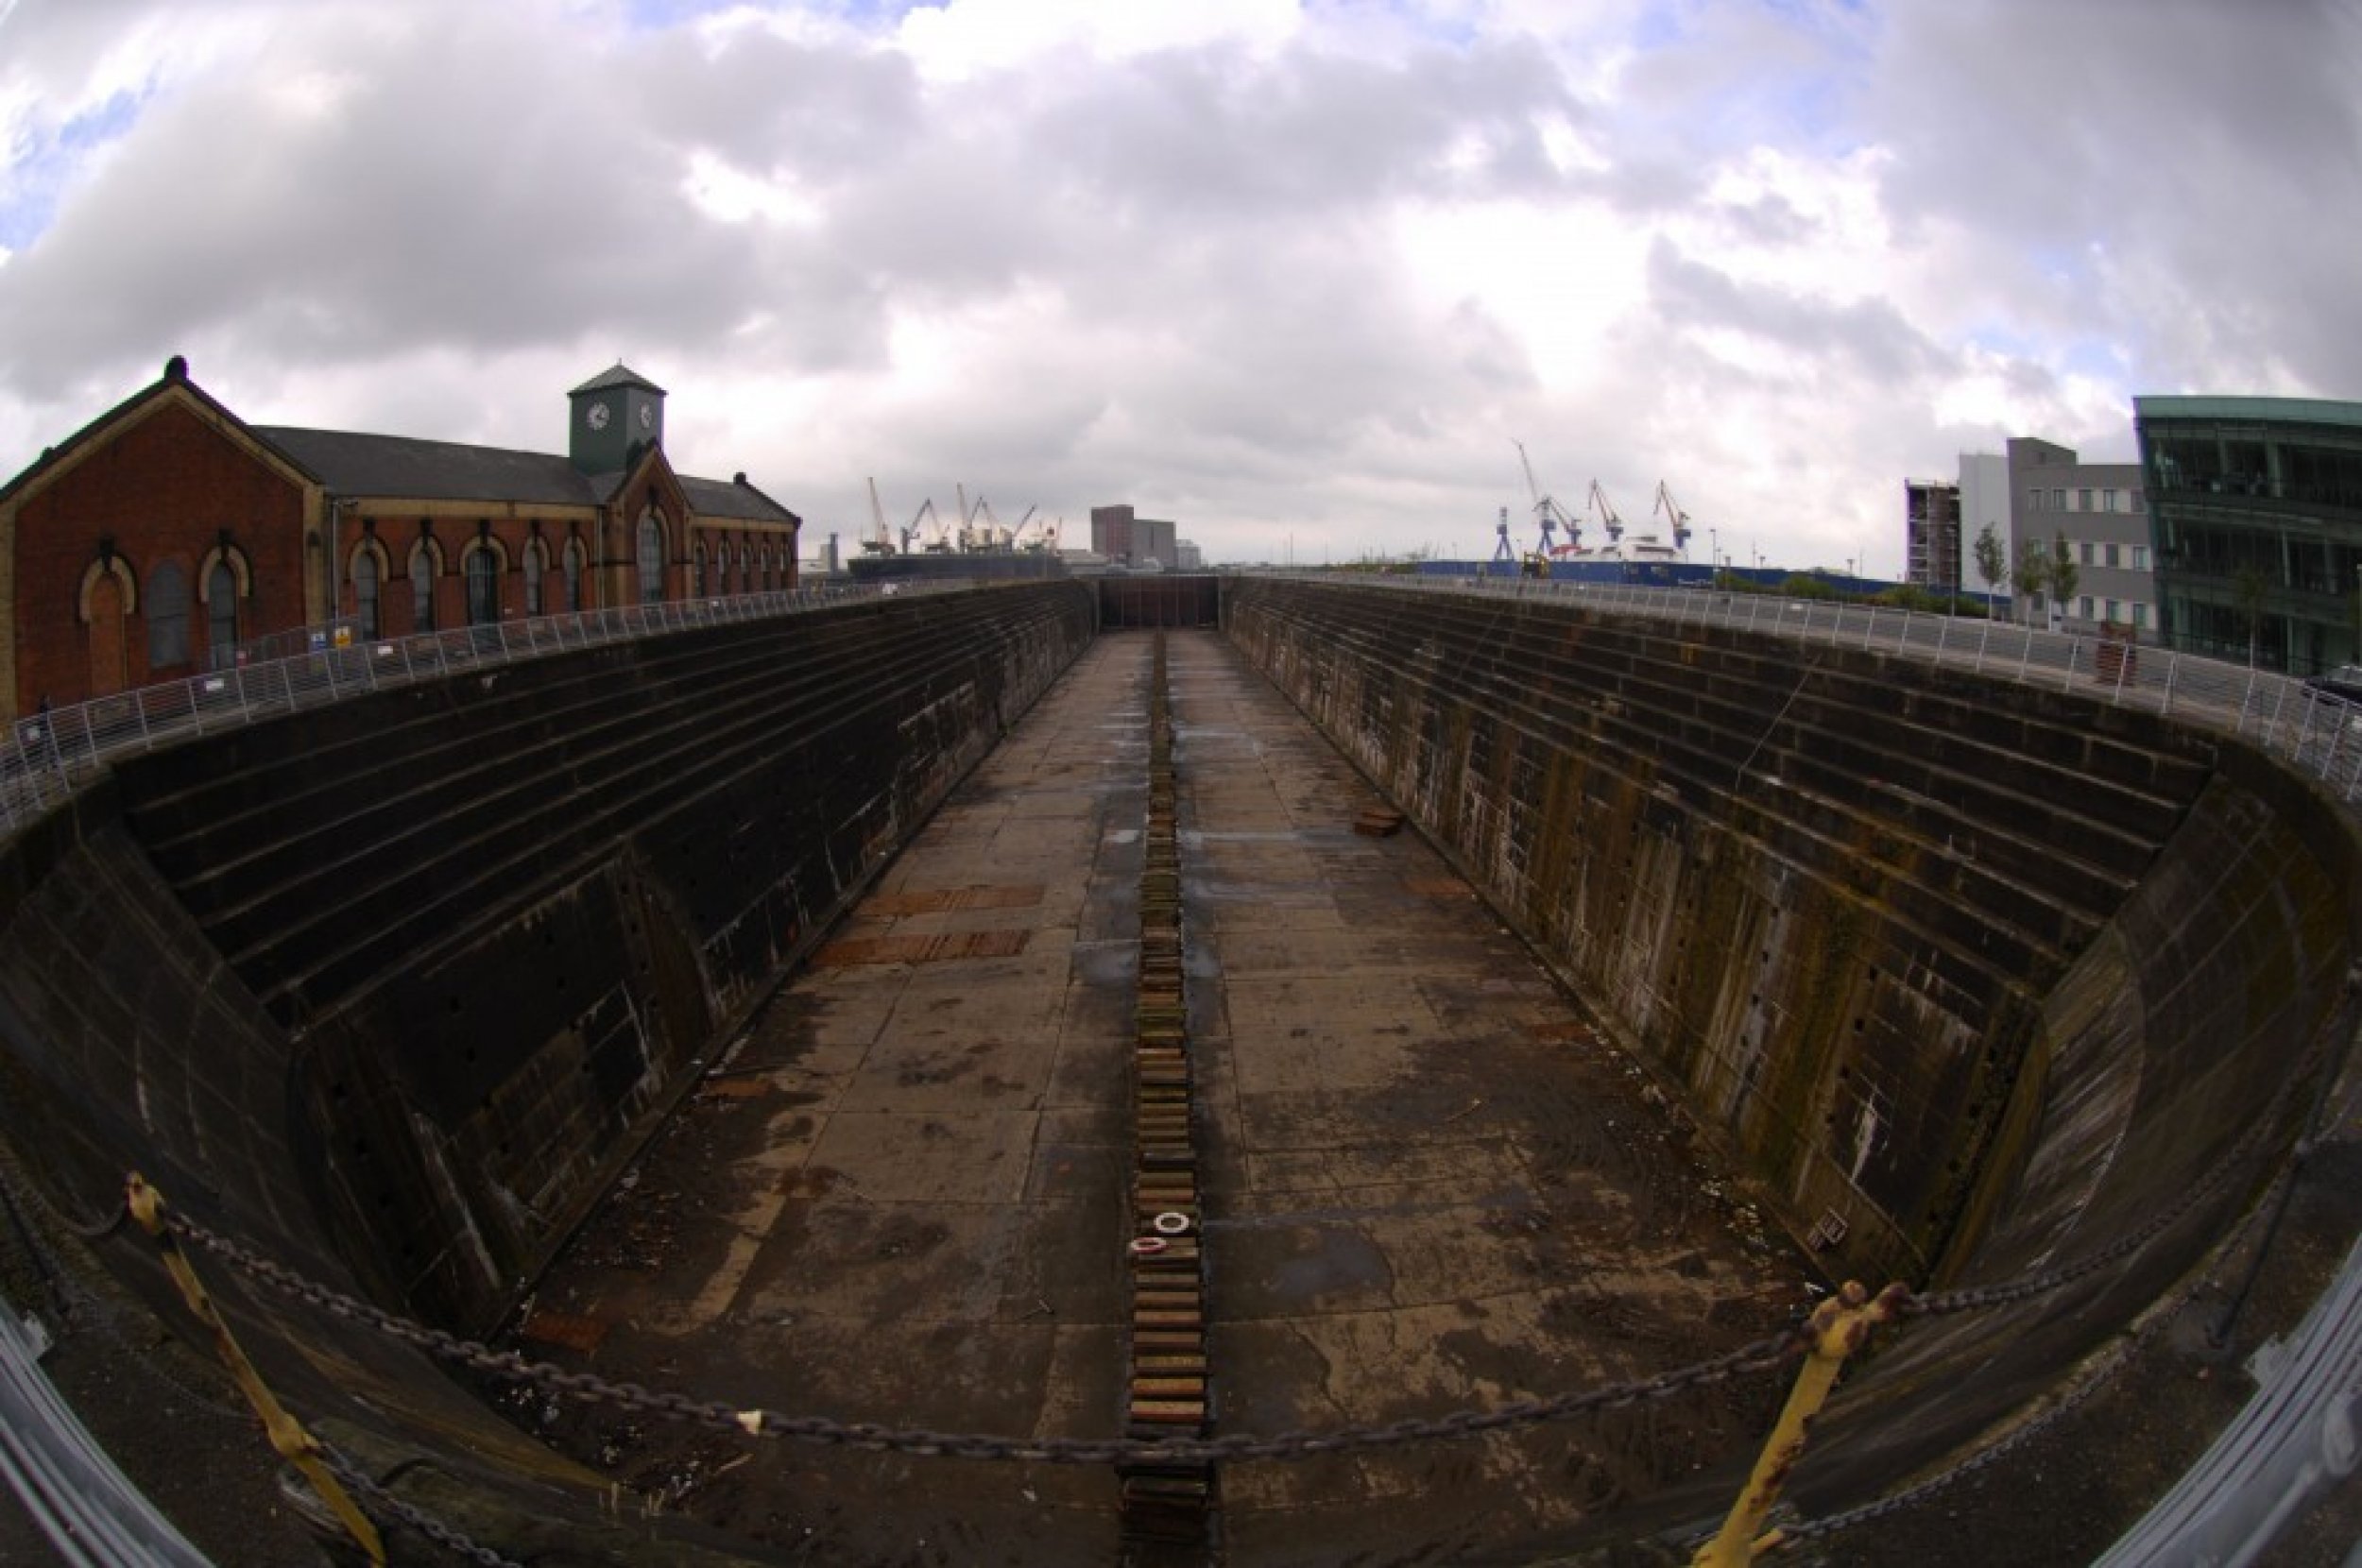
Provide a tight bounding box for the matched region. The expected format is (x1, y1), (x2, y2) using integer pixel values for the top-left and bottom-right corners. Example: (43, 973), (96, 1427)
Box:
(149, 1004), (2323, 1482)
(1777, 1163), (2296, 1549)
(1773, 1354), (2119, 1549)
(166, 1208), (1805, 1465)
(317, 1444), (523, 1568)
(0, 1164), (256, 1424)
(163, 1092), (2298, 1475)
(1900, 1056), (2300, 1322)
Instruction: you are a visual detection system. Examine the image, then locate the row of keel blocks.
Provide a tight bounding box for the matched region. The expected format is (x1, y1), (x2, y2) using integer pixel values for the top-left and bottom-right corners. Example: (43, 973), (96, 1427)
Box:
(1121, 633), (1215, 1542)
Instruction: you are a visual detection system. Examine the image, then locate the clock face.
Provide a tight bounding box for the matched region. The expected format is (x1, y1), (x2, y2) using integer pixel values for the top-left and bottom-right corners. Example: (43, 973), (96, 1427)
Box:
(639, 403), (655, 431)
(586, 401), (610, 431)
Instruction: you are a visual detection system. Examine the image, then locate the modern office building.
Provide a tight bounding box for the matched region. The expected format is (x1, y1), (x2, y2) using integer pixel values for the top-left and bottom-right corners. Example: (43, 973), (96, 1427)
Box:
(1904, 479), (1961, 597)
(2005, 437), (2151, 633)
(2136, 395), (2362, 676)
(1939, 440), (2152, 631)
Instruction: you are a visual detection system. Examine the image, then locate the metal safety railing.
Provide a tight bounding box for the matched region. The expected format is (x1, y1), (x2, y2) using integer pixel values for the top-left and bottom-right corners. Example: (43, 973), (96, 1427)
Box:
(0, 579), (973, 842)
(13, 571), (2361, 841)
(1257, 571), (2362, 802)
(0, 1303), (216, 1567)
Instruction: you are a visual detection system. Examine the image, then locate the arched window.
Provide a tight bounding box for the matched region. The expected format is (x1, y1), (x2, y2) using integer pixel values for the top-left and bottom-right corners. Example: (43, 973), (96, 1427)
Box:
(762, 546), (775, 592)
(637, 512), (665, 604)
(206, 559), (239, 663)
(465, 545), (500, 625)
(523, 538), (546, 616)
(562, 537), (584, 612)
(410, 544), (436, 632)
(354, 549), (380, 639)
(737, 543), (751, 594)
(693, 540), (707, 597)
(84, 565), (131, 696)
(147, 561), (190, 668)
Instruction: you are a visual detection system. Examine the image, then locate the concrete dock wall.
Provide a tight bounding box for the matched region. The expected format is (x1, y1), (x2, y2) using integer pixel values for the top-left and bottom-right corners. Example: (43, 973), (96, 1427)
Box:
(0, 582), (1096, 1338)
(1223, 577), (2359, 1476)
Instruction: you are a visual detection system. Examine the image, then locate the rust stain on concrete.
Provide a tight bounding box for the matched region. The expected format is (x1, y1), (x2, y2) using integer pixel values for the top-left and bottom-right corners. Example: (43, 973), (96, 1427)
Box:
(866, 885), (1047, 915)
(808, 928), (1035, 967)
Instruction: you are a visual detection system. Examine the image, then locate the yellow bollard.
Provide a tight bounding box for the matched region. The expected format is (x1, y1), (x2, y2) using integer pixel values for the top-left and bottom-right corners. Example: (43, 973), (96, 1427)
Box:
(126, 1173), (386, 1565)
(1691, 1280), (1908, 1567)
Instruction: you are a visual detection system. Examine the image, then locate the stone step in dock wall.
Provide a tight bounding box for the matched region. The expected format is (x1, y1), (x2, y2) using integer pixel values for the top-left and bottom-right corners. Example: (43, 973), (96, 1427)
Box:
(1222, 574), (2360, 1504)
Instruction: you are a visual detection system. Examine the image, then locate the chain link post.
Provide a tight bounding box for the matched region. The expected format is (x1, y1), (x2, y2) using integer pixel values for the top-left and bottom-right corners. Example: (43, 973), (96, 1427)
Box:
(1691, 1280), (1908, 1567)
(125, 1173), (387, 1565)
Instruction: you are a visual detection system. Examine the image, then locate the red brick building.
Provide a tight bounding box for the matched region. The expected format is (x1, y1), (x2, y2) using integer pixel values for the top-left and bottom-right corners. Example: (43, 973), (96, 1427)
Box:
(0, 357), (800, 719)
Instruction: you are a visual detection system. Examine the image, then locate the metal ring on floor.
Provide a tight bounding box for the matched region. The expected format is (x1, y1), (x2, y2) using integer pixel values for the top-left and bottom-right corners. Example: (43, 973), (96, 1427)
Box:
(1127, 1236), (1170, 1256)
(1152, 1211), (1193, 1236)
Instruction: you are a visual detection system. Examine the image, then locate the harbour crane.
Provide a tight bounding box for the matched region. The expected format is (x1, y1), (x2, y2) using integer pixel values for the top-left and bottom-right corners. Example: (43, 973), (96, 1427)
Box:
(1491, 505), (1515, 568)
(1652, 482), (1696, 554)
(864, 477), (899, 554)
(1586, 479), (1626, 544)
(1514, 439), (1583, 556)
(903, 498), (940, 554)
(974, 496), (1014, 550)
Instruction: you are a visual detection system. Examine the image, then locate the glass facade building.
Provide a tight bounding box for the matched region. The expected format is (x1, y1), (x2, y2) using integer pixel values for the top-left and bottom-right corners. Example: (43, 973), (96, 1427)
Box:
(2136, 395), (2362, 676)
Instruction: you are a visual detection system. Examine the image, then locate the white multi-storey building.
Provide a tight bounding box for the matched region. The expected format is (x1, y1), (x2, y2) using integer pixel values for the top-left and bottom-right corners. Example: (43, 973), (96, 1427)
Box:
(1944, 438), (2154, 636)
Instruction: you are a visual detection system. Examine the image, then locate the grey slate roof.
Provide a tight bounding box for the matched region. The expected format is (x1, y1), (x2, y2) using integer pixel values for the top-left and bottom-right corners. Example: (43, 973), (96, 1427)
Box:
(680, 473), (799, 525)
(254, 425), (796, 525)
(569, 363), (666, 398)
(256, 427), (596, 505)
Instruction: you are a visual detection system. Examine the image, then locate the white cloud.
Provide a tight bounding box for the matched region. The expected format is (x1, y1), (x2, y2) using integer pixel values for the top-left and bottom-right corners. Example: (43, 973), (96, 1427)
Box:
(1392, 196), (1646, 400)
(896, 0), (1301, 81)
(682, 148), (825, 226)
(0, 0), (2353, 571)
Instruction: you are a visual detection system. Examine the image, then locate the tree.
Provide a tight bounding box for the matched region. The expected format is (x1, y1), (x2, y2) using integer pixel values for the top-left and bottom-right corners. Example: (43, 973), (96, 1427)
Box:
(2234, 563), (2270, 667)
(1973, 522), (2005, 605)
(2049, 532), (2080, 623)
(2011, 537), (2050, 626)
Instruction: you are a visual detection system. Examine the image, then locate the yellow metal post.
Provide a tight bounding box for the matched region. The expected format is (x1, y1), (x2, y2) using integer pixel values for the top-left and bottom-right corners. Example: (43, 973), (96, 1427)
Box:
(125, 1173), (386, 1565)
(1691, 1280), (1906, 1567)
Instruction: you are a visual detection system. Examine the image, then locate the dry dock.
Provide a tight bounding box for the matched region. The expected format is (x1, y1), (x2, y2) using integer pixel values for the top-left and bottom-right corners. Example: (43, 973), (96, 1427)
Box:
(505, 630), (1813, 1565)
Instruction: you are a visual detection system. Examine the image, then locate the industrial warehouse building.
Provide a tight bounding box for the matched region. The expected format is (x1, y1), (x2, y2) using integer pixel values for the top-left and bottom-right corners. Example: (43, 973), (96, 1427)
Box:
(0, 357), (799, 719)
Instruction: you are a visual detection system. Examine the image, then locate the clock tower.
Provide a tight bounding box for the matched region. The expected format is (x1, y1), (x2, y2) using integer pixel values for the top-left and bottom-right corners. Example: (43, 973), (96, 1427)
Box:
(567, 363), (667, 474)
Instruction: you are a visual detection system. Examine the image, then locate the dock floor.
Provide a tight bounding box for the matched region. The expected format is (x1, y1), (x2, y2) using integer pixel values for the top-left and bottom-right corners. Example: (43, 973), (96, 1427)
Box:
(503, 629), (1814, 1565)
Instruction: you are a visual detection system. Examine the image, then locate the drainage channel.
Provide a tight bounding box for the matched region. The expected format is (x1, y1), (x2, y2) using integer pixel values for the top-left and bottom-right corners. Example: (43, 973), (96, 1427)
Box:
(1120, 632), (1217, 1548)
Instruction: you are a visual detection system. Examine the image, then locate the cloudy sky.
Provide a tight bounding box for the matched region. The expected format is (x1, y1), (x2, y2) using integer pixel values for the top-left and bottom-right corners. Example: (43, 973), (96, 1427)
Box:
(1, 0), (2356, 571)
